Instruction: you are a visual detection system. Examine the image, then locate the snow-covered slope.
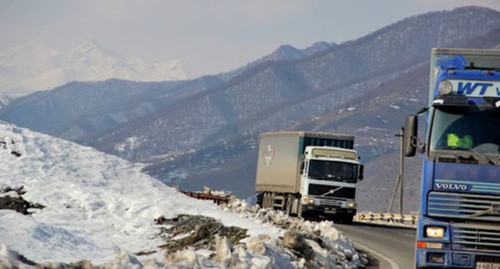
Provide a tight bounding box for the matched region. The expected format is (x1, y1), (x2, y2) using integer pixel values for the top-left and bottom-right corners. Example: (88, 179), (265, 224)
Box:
(0, 121), (366, 268)
(0, 41), (186, 97)
(0, 121), (279, 263)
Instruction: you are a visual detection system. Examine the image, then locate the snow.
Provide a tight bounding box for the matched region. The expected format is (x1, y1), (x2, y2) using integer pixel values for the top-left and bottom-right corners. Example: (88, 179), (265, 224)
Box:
(0, 121), (367, 268)
(0, 41), (187, 97)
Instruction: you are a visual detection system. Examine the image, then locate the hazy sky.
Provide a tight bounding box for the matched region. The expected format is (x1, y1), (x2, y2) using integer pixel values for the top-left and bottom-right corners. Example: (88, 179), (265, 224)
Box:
(1, 0), (499, 78)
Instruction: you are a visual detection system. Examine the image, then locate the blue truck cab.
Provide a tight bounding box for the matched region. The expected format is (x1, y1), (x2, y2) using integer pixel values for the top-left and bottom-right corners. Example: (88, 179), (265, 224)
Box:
(405, 48), (500, 268)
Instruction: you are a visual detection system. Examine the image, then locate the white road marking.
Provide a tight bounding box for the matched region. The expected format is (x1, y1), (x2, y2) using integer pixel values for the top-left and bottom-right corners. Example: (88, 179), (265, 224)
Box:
(405, 233), (415, 238)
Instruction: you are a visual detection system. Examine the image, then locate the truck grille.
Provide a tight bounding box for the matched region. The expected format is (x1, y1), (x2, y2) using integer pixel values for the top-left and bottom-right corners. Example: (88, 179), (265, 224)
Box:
(453, 223), (500, 253)
(428, 192), (500, 222)
(308, 184), (355, 199)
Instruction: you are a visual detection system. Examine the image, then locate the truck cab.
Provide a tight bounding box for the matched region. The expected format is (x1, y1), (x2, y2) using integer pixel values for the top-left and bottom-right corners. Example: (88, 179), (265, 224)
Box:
(405, 48), (500, 268)
(300, 146), (362, 223)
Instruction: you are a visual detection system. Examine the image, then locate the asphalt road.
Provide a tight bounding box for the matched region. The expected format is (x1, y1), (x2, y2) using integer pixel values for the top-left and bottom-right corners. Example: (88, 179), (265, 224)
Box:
(336, 223), (416, 269)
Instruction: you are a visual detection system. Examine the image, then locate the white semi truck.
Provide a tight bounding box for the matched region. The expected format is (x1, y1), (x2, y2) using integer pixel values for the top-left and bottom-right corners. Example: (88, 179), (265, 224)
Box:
(255, 131), (364, 223)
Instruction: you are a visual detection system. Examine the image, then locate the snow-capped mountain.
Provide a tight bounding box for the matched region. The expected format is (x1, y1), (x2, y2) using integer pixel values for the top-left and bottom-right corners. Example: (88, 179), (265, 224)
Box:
(0, 41), (186, 97)
(0, 121), (366, 268)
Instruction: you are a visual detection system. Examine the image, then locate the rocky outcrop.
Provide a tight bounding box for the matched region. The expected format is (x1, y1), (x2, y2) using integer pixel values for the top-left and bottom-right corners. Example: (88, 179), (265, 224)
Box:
(0, 186), (45, 215)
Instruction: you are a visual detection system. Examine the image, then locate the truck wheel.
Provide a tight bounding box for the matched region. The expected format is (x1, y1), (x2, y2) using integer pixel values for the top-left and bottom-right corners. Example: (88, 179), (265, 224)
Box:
(285, 195), (293, 216)
(295, 198), (302, 217)
(341, 214), (354, 224)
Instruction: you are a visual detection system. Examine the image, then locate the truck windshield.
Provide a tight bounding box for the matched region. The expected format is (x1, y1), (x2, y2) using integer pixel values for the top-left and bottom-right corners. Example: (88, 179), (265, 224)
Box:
(308, 160), (358, 182)
(430, 106), (500, 158)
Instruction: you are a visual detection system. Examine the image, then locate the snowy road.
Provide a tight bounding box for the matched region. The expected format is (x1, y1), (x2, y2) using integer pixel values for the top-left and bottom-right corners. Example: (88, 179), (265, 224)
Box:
(336, 224), (416, 269)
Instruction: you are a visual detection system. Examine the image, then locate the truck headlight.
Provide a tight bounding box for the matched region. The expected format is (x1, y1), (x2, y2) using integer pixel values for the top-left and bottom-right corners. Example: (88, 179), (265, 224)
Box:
(346, 201), (357, 208)
(302, 197), (314, 204)
(425, 226), (445, 238)
(438, 80), (453, 95)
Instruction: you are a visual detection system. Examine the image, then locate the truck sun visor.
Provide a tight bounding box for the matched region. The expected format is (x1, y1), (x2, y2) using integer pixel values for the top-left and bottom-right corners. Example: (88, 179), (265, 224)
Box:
(437, 55), (467, 70)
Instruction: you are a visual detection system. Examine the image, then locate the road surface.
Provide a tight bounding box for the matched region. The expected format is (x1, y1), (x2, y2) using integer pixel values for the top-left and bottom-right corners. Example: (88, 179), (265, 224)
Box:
(336, 223), (416, 269)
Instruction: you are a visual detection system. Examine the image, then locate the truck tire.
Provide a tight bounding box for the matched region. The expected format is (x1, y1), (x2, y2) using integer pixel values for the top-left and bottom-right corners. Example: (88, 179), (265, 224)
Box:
(286, 194), (300, 216)
(341, 214), (354, 224)
(263, 193), (272, 208)
(285, 195), (293, 216)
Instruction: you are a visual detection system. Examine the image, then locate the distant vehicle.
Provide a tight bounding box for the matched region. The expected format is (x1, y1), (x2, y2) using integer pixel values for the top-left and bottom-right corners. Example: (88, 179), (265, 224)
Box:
(255, 131), (364, 223)
(404, 48), (500, 268)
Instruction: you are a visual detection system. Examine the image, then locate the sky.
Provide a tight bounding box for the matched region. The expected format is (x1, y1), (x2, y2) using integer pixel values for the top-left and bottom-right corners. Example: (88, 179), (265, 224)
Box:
(1, 0), (500, 78)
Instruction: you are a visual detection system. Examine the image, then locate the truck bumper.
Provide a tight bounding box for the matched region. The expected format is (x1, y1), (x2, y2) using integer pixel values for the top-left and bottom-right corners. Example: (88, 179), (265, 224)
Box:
(301, 204), (356, 218)
(416, 217), (500, 268)
(416, 248), (500, 268)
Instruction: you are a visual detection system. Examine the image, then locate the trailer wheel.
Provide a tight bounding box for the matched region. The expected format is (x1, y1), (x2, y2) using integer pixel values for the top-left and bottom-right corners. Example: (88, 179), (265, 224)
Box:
(285, 195), (293, 216)
(263, 193), (271, 208)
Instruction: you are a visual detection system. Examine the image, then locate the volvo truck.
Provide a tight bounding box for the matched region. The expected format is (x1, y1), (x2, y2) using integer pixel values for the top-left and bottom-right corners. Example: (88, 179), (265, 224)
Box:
(404, 48), (500, 268)
(255, 131), (364, 223)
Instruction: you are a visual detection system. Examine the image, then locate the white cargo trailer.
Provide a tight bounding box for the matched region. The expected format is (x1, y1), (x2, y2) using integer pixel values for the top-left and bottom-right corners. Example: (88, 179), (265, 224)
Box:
(255, 131), (363, 223)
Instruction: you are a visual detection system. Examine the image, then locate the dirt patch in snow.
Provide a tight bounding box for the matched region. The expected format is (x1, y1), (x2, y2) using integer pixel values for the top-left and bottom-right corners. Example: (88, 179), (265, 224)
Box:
(0, 186), (45, 215)
(150, 197), (370, 268)
(155, 214), (248, 253)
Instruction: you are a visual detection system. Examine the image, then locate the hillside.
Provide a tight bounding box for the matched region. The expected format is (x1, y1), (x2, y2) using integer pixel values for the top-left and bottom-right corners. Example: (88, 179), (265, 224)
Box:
(1, 6), (500, 213)
(0, 121), (368, 268)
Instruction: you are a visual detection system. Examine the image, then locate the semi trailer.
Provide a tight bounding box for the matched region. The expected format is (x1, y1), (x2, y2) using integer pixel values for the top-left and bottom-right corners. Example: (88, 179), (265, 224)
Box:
(255, 131), (364, 223)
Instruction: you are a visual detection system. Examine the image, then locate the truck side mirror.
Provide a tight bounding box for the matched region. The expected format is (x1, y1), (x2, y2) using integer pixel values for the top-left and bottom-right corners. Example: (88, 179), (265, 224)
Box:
(358, 164), (364, 180)
(404, 115), (418, 157)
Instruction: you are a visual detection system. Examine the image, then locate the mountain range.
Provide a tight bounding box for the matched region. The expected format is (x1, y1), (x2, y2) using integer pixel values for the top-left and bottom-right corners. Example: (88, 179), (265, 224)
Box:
(1, 6), (499, 213)
(0, 41), (186, 97)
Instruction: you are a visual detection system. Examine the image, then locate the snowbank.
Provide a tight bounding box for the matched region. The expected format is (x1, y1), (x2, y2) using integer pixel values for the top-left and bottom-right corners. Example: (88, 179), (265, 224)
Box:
(0, 121), (368, 268)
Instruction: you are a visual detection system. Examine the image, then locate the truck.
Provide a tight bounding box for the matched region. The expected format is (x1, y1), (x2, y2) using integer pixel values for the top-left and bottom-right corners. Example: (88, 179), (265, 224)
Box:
(404, 48), (500, 268)
(255, 131), (364, 223)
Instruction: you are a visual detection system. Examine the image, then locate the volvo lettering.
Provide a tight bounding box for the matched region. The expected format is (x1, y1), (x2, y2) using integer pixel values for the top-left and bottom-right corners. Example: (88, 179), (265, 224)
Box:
(434, 183), (469, 191)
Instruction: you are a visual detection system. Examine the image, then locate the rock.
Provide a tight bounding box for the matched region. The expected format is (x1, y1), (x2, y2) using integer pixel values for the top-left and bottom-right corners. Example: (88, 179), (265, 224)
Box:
(282, 231), (315, 261)
(0, 186), (45, 215)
